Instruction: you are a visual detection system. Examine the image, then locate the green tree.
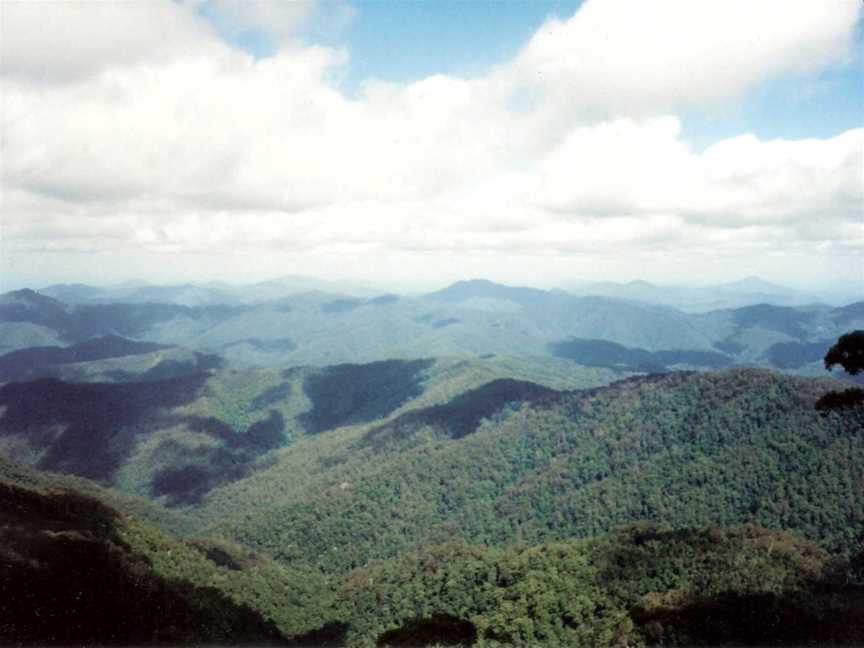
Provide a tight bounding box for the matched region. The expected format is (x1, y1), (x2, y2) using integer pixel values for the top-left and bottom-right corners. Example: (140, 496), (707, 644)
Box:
(817, 331), (864, 411)
(825, 331), (864, 375)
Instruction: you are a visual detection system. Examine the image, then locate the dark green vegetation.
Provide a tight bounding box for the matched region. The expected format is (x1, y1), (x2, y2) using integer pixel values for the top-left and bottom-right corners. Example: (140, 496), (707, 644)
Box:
(825, 330), (864, 376)
(338, 524), (863, 647)
(2, 280), (864, 646)
(0, 369), (297, 504)
(2, 466), (862, 647)
(0, 370), (290, 503)
(363, 379), (558, 449)
(0, 374), (208, 481)
(195, 369), (863, 580)
(0, 356), (615, 508)
(0, 358), (861, 645)
(0, 481), (288, 646)
(300, 359), (433, 434)
(817, 330), (864, 411)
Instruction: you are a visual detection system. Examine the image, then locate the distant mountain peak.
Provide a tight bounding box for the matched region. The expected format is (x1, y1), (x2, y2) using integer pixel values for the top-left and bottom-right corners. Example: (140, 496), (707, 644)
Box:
(428, 279), (554, 307)
(441, 278), (500, 289)
(0, 288), (61, 307)
(8, 288), (39, 298)
(626, 280), (656, 288)
(720, 276), (794, 293)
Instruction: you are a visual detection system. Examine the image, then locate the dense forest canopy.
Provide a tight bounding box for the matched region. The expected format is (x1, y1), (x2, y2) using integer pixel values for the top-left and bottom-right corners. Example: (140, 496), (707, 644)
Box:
(0, 286), (862, 646)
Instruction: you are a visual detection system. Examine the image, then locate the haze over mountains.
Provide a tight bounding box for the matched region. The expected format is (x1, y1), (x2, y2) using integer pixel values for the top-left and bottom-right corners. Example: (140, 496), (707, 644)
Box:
(2, 277), (861, 379)
(28, 274), (860, 310)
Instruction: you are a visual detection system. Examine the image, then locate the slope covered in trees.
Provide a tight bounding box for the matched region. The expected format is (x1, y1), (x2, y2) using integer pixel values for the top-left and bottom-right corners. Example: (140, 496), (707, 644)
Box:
(0, 481), (290, 646)
(0, 352), (862, 645)
(0, 356), (614, 507)
(0, 334), (222, 383)
(200, 369), (863, 573)
(3, 465), (861, 647)
(336, 524), (863, 647)
(4, 285), (862, 374)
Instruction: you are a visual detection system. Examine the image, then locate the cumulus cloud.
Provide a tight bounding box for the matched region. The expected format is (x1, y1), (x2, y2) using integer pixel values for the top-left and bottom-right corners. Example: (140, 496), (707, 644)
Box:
(503, 0), (860, 120)
(0, 0), (861, 287)
(532, 120), (863, 225)
(197, 0), (318, 43)
(0, 0), (223, 83)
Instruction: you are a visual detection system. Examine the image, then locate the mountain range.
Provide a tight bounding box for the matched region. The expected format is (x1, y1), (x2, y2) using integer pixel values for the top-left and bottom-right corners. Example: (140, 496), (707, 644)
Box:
(1, 363), (861, 646)
(29, 275), (860, 312)
(2, 280), (862, 378)
(0, 276), (862, 646)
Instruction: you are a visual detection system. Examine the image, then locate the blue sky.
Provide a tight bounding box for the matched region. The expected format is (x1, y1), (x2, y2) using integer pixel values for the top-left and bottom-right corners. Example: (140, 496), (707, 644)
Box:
(337, 1), (585, 84)
(220, 0), (863, 149)
(1, 0), (862, 290)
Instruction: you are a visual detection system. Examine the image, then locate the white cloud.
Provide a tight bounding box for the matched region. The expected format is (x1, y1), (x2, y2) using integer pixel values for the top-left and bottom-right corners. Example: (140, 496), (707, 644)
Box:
(198, 0), (318, 43)
(0, 0), (223, 83)
(532, 120), (864, 226)
(1, 0), (861, 287)
(504, 0), (860, 120)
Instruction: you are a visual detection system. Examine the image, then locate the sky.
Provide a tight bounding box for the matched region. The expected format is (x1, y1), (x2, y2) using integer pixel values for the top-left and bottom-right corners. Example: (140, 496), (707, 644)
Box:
(1, 0), (862, 292)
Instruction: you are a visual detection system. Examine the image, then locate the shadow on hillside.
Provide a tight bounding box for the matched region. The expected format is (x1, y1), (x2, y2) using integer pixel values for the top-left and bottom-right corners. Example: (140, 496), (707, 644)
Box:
(376, 615), (477, 647)
(0, 373), (210, 482)
(298, 359), (434, 434)
(0, 482), (287, 646)
(634, 587), (864, 646)
(150, 410), (286, 506)
(362, 378), (559, 449)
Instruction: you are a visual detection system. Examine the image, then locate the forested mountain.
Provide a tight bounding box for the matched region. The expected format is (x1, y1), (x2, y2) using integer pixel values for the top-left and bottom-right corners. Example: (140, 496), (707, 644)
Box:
(338, 524), (863, 647)
(0, 356), (614, 507)
(2, 468), (861, 647)
(2, 279), (863, 646)
(0, 474), (330, 645)
(196, 369), (863, 574)
(3, 349), (860, 567)
(0, 289), (250, 355)
(0, 335), (224, 383)
(2, 283), (862, 375)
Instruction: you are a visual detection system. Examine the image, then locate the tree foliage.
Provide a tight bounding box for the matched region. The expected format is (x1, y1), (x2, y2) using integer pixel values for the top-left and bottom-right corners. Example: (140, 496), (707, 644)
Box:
(817, 331), (864, 411)
(824, 330), (864, 375)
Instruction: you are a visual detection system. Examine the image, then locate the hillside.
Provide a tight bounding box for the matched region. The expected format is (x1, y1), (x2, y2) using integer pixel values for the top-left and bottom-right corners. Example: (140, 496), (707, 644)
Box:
(335, 524), (863, 647)
(0, 356), (615, 507)
(0, 480), (290, 646)
(3, 283), (861, 375)
(0, 355), (862, 646)
(0, 335), (224, 383)
(196, 369), (863, 573)
(3, 464), (860, 647)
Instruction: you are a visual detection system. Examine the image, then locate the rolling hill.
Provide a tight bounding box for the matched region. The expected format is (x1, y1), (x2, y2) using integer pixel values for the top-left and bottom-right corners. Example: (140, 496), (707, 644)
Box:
(180, 368), (864, 575)
(0, 355), (615, 507)
(3, 464), (861, 647)
(4, 282), (862, 375)
(0, 471), (347, 645)
(0, 335), (224, 383)
(0, 341), (862, 645)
